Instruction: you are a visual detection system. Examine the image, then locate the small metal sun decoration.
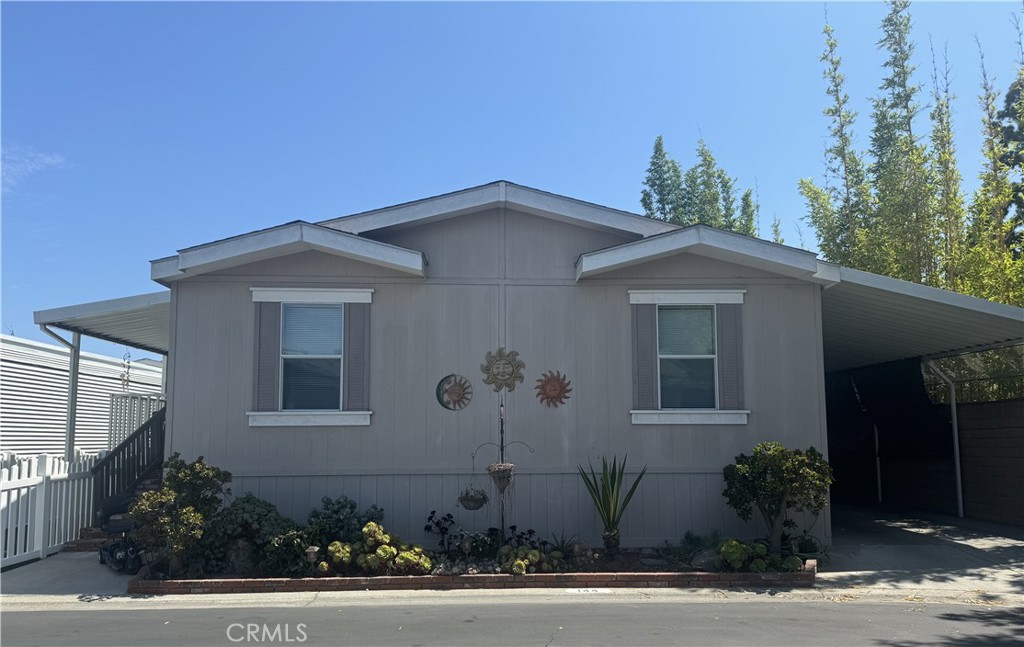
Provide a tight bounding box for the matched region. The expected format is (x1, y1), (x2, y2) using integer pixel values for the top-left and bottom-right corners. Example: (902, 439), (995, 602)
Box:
(436, 374), (473, 411)
(480, 347), (526, 392)
(535, 370), (572, 407)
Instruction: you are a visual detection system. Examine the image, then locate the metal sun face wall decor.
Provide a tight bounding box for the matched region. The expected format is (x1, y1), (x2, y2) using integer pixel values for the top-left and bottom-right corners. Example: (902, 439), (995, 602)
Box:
(535, 370), (572, 407)
(436, 374), (473, 411)
(480, 347), (526, 392)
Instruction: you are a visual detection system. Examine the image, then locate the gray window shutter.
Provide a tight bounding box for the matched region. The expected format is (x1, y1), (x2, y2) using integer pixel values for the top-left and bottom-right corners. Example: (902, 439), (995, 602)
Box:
(632, 304), (658, 410)
(254, 302), (281, 411)
(716, 303), (744, 410)
(343, 302), (370, 411)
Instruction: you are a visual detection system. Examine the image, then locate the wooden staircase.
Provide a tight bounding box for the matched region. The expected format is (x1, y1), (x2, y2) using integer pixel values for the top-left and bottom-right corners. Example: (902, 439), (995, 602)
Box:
(63, 408), (166, 552)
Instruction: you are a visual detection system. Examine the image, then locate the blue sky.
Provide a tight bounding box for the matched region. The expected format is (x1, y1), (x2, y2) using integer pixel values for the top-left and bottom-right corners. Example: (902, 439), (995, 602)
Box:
(2, 1), (1019, 358)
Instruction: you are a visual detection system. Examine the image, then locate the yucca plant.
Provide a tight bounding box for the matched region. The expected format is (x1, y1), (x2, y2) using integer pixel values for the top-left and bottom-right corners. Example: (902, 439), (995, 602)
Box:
(578, 454), (648, 558)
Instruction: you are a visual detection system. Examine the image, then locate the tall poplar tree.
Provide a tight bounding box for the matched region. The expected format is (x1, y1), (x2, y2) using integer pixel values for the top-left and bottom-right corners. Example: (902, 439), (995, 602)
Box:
(640, 136), (684, 221)
(929, 42), (968, 292)
(738, 188), (759, 238)
(868, 0), (938, 284)
(800, 20), (873, 268)
(963, 52), (1024, 305)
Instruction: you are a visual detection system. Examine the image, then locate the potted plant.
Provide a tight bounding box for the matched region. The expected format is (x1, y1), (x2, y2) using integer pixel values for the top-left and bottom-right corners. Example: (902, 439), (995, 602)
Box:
(457, 485), (489, 511)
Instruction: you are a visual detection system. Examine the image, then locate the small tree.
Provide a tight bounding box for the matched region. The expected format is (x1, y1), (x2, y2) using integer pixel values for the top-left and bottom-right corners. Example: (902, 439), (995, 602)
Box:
(722, 442), (833, 555)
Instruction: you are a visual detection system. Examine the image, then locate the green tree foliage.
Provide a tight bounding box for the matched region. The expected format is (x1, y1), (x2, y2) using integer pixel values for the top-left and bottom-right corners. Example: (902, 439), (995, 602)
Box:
(963, 54), (1024, 305)
(770, 215), (784, 244)
(162, 452), (232, 519)
(800, 21), (873, 268)
(721, 442), (834, 556)
(867, 0), (938, 284)
(639, 136), (757, 237)
(640, 135), (684, 221)
(929, 42), (968, 292)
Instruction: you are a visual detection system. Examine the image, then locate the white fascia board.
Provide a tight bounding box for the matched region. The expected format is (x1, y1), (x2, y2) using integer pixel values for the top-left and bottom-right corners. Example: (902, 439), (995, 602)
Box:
(247, 411), (372, 427)
(630, 410), (750, 425)
(153, 222), (425, 283)
(838, 266), (1024, 320)
(503, 184), (678, 238)
(33, 291), (171, 325)
(628, 290), (745, 305)
(251, 287), (373, 303)
(576, 226), (826, 282)
(321, 185), (503, 234)
(576, 228), (702, 279)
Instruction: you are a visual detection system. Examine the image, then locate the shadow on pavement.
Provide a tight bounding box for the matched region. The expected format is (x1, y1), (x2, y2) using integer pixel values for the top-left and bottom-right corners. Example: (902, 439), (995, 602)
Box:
(821, 505), (1024, 597)
(872, 606), (1024, 646)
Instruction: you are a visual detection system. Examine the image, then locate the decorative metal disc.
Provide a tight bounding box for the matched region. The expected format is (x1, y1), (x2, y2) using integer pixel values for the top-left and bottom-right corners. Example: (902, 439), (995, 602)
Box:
(436, 374), (472, 410)
(535, 370), (572, 407)
(480, 347), (526, 393)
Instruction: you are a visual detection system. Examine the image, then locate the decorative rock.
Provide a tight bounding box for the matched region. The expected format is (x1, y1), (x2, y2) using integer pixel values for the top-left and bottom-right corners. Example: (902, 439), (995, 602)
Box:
(690, 547), (720, 572)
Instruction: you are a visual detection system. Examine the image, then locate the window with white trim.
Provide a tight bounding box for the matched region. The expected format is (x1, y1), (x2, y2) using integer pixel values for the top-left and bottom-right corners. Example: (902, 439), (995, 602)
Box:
(248, 288), (372, 427)
(630, 289), (747, 425)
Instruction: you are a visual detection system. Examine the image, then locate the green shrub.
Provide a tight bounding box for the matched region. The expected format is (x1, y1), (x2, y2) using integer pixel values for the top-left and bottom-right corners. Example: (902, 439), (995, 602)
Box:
(722, 442), (833, 555)
(163, 453), (232, 519)
(577, 454), (648, 558)
(496, 545), (567, 574)
(128, 488), (204, 575)
(318, 522), (432, 576)
(717, 539), (804, 573)
(262, 528), (315, 577)
(199, 494), (297, 574)
(307, 496), (384, 545)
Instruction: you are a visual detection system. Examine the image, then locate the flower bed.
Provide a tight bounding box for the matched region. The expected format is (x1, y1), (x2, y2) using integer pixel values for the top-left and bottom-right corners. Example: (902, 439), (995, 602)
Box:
(128, 560), (816, 595)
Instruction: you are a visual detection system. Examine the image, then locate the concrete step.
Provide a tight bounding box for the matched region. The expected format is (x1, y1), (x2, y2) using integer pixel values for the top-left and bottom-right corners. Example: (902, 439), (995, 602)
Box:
(64, 537), (109, 552)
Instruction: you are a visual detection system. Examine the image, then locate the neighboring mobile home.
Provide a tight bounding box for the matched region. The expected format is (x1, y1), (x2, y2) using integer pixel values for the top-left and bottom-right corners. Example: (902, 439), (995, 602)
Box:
(0, 334), (163, 455)
(33, 182), (1024, 545)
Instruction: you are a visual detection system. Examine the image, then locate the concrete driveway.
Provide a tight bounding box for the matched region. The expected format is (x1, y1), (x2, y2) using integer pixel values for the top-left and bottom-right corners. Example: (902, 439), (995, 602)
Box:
(819, 504), (1024, 603)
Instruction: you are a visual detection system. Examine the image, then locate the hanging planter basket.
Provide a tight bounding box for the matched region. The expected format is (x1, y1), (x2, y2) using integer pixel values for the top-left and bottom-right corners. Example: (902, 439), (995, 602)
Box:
(487, 462), (516, 495)
(457, 486), (489, 511)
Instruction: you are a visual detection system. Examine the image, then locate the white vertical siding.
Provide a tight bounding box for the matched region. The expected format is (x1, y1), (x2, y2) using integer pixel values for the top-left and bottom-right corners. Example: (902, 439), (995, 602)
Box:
(0, 335), (163, 455)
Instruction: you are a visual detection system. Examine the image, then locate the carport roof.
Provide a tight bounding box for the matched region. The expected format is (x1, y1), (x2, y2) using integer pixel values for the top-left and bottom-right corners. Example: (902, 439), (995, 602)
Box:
(33, 291), (170, 355)
(822, 267), (1022, 372)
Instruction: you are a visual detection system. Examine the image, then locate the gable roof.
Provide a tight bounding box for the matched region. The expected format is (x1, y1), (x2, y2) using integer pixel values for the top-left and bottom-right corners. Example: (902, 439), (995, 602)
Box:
(319, 181), (679, 238)
(151, 220), (425, 284)
(575, 225), (841, 284)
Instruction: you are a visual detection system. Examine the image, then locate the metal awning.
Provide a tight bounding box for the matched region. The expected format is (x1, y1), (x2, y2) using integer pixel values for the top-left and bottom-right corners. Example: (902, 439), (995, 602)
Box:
(33, 291), (170, 355)
(822, 267), (1023, 372)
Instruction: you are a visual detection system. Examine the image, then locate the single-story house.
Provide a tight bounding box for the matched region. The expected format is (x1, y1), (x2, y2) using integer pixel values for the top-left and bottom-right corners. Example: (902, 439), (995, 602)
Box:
(33, 182), (1024, 545)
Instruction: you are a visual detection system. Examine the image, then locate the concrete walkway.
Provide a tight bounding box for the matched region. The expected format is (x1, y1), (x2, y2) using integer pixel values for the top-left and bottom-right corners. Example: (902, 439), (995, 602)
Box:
(2, 506), (1021, 609)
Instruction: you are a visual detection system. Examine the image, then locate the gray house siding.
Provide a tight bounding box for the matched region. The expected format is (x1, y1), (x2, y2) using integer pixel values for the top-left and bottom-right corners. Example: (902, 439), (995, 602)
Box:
(166, 209), (829, 546)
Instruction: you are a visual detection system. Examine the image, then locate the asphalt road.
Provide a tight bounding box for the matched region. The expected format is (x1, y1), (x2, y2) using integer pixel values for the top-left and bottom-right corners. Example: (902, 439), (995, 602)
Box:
(2, 600), (1020, 647)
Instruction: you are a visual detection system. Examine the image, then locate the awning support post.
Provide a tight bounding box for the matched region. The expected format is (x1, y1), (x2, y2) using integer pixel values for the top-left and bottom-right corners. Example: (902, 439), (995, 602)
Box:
(926, 361), (964, 518)
(40, 325), (82, 461)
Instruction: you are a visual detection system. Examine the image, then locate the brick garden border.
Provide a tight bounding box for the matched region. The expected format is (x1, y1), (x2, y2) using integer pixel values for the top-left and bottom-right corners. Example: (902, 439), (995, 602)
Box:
(129, 560), (816, 595)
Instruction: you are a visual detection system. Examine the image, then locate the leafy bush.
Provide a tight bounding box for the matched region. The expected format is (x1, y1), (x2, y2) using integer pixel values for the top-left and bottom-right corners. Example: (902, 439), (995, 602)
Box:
(163, 452), (232, 519)
(317, 521), (432, 576)
(722, 442), (833, 555)
(578, 454), (647, 558)
(496, 545), (567, 574)
(128, 488), (204, 575)
(262, 528), (316, 577)
(307, 496), (384, 546)
(717, 539), (804, 573)
(199, 494), (297, 574)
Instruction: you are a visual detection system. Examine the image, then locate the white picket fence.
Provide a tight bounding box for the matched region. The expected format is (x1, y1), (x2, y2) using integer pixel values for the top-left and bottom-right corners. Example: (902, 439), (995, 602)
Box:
(108, 393), (165, 450)
(1, 452), (99, 568)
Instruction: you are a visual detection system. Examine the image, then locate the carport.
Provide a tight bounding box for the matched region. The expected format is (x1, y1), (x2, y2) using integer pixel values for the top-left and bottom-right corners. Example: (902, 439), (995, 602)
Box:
(819, 267), (1023, 525)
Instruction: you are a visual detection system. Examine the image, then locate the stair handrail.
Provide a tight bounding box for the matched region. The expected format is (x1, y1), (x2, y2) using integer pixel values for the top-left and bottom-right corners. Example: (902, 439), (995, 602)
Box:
(90, 406), (166, 526)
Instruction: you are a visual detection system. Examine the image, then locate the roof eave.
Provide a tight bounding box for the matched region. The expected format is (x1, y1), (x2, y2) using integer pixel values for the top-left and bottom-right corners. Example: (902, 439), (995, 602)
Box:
(151, 222), (426, 284)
